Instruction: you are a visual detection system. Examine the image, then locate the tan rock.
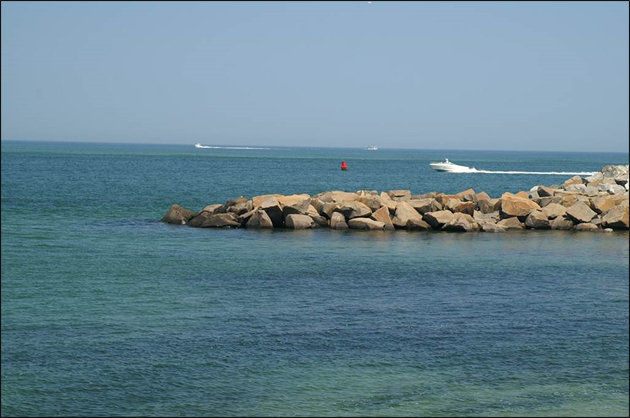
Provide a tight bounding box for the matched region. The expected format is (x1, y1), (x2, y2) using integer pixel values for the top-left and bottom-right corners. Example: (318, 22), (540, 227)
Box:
(550, 216), (574, 230)
(537, 186), (556, 197)
(277, 194), (311, 207)
(386, 190), (412, 202)
(334, 201), (372, 219)
(371, 206), (395, 231)
(565, 201), (597, 224)
(245, 210), (274, 229)
(406, 218), (433, 231)
(423, 210), (454, 229)
(452, 201), (475, 216)
(601, 205), (629, 230)
(252, 194), (282, 208)
(330, 212), (348, 229)
(285, 214), (316, 229)
(161, 204), (197, 225)
(574, 223), (599, 231)
(391, 201), (423, 228)
(563, 175), (584, 188)
(497, 217), (525, 230)
(525, 210), (550, 229)
(541, 203), (567, 219)
(442, 213), (480, 232)
(477, 198), (501, 214)
(480, 222), (506, 233)
(407, 198), (442, 214)
(456, 188), (477, 202)
(500, 193), (541, 218)
(348, 218), (385, 230)
(357, 195), (383, 212)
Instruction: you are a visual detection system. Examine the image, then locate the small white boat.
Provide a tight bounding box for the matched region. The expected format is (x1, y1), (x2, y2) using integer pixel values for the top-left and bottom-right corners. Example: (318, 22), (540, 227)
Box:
(430, 158), (475, 173)
(366, 146), (378, 151)
(195, 142), (204, 148)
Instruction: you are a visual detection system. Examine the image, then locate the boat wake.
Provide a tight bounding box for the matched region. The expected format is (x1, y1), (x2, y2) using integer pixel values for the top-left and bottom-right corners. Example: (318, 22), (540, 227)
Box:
(195, 144), (271, 150)
(455, 168), (596, 176)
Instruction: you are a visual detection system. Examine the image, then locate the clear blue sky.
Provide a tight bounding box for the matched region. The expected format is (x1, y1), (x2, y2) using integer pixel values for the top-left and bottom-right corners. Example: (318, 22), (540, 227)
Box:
(1, 1), (628, 151)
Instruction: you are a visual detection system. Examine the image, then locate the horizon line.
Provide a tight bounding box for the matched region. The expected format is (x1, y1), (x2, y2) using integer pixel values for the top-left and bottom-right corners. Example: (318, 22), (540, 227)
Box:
(1, 138), (629, 155)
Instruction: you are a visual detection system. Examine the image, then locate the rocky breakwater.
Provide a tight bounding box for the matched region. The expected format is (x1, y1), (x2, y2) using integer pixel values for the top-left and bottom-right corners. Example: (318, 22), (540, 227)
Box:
(162, 165), (629, 232)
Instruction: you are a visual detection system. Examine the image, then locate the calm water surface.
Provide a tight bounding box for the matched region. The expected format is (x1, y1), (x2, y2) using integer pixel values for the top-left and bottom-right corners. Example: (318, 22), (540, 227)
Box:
(2, 141), (628, 416)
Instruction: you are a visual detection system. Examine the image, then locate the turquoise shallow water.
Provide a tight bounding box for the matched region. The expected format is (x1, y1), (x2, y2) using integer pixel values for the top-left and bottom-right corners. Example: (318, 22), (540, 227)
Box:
(1, 141), (629, 416)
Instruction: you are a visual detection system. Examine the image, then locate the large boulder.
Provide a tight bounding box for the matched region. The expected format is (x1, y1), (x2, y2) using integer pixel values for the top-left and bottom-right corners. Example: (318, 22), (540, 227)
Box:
(477, 198), (501, 214)
(565, 201), (597, 224)
(407, 198), (442, 214)
(277, 194), (311, 207)
(565, 184), (587, 193)
(456, 188), (477, 202)
(406, 218), (433, 231)
(452, 201), (475, 216)
(537, 186), (556, 197)
(500, 193), (541, 218)
(497, 217), (525, 230)
(442, 213), (480, 232)
(599, 183), (626, 195)
(536, 196), (564, 208)
(330, 212), (348, 229)
(476, 191), (492, 201)
(226, 200), (253, 215)
(334, 201), (373, 220)
(282, 198), (311, 218)
(563, 176), (585, 188)
(574, 223), (600, 231)
(550, 216), (574, 230)
(423, 210), (454, 230)
(379, 192), (398, 211)
(348, 218), (385, 230)
(589, 195), (627, 214)
(601, 164), (629, 179)
(356, 195), (383, 212)
(473, 210), (499, 224)
(386, 190), (412, 202)
(480, 222), (506, 233)
(188, 212), (240, 228)
(585, 172), (604, 184)
(161, 204), (197, 225)
(258, 196), (284, 227)
(252, 194), (282, 208)
(245, 210), (274, 229)
(541, 203), (567, 220)
(601, 205), (629, 230)
(525, 210), (550, 229)
(285, 214), (316, 229)
(371, 206), (395, 231)
(391, 202), (424, 228)
(200, 204), (225, 215)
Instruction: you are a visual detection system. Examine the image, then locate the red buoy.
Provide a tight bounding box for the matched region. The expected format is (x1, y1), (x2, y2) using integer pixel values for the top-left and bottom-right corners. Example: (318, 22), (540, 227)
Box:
(341, 161), (348, 171)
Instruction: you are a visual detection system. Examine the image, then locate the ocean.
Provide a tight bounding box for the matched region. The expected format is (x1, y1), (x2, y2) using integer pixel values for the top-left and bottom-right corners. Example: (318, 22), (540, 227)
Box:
(1, 141), (628, 416)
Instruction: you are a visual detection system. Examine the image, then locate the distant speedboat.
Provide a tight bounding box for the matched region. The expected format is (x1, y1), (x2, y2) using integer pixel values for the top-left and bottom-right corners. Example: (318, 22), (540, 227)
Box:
(195, 142), (204, 148)
(430, 158), (475, 173)
(366, 146), (378, 151)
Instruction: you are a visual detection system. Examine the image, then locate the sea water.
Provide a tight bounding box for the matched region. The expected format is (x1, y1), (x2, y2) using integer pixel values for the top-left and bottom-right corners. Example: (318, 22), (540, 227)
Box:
(1, 141), (628, 416)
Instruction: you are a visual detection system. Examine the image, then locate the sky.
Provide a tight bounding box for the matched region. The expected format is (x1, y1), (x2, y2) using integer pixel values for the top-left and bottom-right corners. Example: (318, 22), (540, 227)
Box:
(1, 1), (628, 152)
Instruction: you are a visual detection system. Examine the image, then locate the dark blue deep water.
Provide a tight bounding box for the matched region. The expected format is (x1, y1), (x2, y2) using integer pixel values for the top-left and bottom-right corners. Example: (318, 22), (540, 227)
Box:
(2, 141), (629, 416)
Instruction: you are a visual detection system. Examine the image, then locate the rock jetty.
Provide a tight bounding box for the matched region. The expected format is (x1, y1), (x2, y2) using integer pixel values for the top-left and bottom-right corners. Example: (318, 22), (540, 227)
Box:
(162, 165), (629, 232)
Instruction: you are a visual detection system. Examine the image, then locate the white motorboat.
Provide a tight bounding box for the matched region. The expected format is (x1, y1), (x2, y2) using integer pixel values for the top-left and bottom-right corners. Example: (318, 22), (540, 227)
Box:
(430, 158), (475, 173)
(366, 146), (378, 151)
(195, 142), (204, 148)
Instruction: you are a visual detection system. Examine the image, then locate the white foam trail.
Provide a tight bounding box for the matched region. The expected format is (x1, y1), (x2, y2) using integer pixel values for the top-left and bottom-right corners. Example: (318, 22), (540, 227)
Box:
(196, 145), (271, 150)
(458, 168), (596, 176)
